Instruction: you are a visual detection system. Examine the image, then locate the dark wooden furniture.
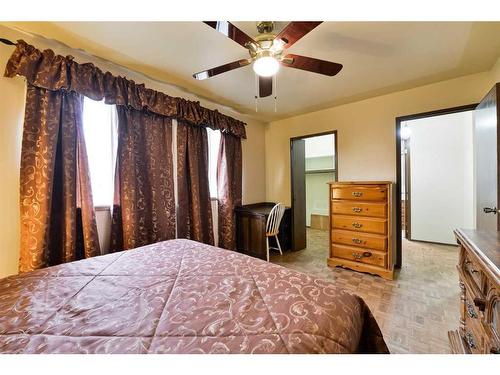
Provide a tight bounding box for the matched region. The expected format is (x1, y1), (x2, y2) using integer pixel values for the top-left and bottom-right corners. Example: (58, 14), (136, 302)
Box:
(328, 181), (396, 280)
(448, 229), (500, 354)
(235, 202), (292, 260)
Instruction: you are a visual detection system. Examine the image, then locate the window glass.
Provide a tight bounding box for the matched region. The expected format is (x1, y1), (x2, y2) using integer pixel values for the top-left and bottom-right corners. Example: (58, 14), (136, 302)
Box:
(82, 97), (118, 207)
(206, 128), (221, 199)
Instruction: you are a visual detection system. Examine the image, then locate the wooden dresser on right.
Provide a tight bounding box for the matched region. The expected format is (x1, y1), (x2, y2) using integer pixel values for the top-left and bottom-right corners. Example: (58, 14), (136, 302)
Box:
(448, 229), (500, 354)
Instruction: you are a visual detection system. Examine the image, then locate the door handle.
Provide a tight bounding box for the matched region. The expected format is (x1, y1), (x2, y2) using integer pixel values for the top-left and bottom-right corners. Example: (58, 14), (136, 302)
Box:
(483, 207), (497, 214)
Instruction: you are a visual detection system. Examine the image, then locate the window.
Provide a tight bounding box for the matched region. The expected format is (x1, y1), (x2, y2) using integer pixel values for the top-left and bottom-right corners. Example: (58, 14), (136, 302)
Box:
(83, 103), (219, 205)
(206, 128), (221, 199)
(82, 97), (118, 207)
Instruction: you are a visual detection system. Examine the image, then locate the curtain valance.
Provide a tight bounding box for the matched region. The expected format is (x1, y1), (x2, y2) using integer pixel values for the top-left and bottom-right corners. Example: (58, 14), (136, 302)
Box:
(4, 40), (247, 138)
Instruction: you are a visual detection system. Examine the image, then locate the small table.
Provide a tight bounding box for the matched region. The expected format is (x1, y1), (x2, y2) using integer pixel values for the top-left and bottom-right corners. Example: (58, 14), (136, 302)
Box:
(235, 202), (292, 260)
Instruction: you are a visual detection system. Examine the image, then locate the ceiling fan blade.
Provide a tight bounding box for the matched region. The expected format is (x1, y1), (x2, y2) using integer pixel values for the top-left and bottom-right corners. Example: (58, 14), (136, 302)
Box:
(203, 21), (256, 49)
(281, 54), (343, 76)
(274, 22), (322, 49)
(193, 59), (251, 80)
(258, 76), (273, 98)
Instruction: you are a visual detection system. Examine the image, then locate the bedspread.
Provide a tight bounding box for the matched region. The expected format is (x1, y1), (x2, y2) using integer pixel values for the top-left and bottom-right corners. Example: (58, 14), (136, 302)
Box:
(0, 239), (388, 354)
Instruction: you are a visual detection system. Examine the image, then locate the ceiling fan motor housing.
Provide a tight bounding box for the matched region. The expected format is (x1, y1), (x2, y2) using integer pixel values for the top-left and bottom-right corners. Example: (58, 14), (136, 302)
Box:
(256, 21), (275, 34)
(248, 27), (285, 62)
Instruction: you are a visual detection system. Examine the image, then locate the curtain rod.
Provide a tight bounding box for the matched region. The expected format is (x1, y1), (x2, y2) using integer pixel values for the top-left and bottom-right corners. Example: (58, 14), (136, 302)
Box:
(0, 38), (16, 46)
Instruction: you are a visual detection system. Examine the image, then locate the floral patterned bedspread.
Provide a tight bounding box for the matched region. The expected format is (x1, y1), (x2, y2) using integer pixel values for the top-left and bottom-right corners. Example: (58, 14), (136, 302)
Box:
(0, 239), (388, 354)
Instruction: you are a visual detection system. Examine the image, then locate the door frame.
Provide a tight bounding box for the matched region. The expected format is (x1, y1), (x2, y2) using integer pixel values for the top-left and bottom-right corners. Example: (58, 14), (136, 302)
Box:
(403, 138), (411, 240)
(395, 103), (477, 267)
(290, 130), (338, 250)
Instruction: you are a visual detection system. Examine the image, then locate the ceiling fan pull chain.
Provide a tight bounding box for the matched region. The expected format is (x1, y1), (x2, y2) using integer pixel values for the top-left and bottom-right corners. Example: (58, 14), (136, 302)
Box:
(254, 73), (258, 112)
(274, 74), (278, 112)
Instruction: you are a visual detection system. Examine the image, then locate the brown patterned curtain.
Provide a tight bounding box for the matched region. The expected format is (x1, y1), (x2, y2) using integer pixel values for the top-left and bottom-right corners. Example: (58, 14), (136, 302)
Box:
(19, 84), (100, 273)
(217, 133), (243, 250)
(110, 107), (176, 251)
(5, 40), (248, 255)
(177, 121), (214, 245)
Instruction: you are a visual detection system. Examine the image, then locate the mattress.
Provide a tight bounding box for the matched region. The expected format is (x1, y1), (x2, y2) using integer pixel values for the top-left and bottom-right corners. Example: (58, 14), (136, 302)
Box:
(0, 239), (388, 354)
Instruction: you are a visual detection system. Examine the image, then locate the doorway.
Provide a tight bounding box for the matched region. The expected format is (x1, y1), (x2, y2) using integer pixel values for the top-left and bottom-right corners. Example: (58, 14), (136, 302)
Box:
(290, 131), (337, 251)
(395, 104), (477, 265)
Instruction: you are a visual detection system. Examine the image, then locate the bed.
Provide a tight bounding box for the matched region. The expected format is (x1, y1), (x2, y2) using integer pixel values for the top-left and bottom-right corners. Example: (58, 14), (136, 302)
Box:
(0, 239), (389, 354)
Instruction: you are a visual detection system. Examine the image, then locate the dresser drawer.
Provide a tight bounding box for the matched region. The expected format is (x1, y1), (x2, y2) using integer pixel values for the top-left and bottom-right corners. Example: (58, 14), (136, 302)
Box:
(332, 229), (387, 251)
(464, 288), (481, 322)
(464, 310), (486, 353)
(331, 244), (386, 268)
(462, 286), (488, 353)
(332, 215), (387, 235)
(331, 201), (387, 218)
(462, 327), (484, 354)
(461, 251), (483, 295)
(331, 186), (387, 201)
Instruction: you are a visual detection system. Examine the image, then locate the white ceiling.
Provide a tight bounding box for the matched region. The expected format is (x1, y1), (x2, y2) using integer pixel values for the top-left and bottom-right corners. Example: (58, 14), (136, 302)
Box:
(11, 22), (500, 121)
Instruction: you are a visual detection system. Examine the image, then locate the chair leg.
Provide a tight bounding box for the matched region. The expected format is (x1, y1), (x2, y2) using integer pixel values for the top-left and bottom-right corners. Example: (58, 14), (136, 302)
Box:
(275, 235), (282, 255)
(266, 237), (270, 262)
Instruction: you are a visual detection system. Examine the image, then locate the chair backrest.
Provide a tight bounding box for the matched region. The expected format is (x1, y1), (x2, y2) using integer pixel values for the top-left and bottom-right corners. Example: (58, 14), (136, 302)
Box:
(266, 203), (286, 235)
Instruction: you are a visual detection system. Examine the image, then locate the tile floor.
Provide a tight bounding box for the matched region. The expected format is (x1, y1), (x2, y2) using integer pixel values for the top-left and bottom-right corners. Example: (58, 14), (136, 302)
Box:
(270, 228), (460, 353)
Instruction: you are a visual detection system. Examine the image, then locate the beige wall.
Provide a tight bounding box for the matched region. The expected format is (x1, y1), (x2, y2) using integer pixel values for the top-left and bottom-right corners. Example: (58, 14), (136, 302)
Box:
(0, 38), (25, 278)
(265, 67), (499, 205)
(241, 120), (267, 204)
(0, 78), (24, 279)
(492, 58), (500, 82)
(0, 25), (266, 277)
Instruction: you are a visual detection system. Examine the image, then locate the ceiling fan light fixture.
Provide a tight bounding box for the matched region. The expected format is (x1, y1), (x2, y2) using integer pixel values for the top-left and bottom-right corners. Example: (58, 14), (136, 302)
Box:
(253, 56), (280, 77)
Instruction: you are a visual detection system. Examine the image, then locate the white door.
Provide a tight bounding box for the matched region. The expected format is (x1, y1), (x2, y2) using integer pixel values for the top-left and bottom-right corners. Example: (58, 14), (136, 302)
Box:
(406, 110), (475, 244)
(475, 85), (498, 231)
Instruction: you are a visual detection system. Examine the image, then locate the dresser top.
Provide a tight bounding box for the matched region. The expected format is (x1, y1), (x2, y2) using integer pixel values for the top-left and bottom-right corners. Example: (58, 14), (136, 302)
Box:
(455, 228), (500, 277)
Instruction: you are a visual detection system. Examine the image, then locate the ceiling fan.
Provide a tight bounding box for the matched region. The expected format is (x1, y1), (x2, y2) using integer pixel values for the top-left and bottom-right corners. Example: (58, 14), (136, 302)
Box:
(193, 21), (343, 98)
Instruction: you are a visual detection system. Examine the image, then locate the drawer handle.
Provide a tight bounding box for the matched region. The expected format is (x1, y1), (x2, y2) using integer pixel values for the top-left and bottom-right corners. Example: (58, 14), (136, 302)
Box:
(352, 191), (363, 197)
(473, 297), (486, 312)
(465, 330), (477, 350)
(465, 260), (479, 273)
(466, 301), (478, 319)
(352, 207), (362, 213)
(465, 260), (479, 274)
(351, 251), (372, 261)
(352, 222), (363, 229)
(352, 238), (365, 244)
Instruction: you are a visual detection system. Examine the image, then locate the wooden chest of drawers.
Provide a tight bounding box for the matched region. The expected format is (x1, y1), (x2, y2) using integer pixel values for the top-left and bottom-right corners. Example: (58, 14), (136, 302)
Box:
(448, 229), (500, 354)
(327, 181), (396, 280)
